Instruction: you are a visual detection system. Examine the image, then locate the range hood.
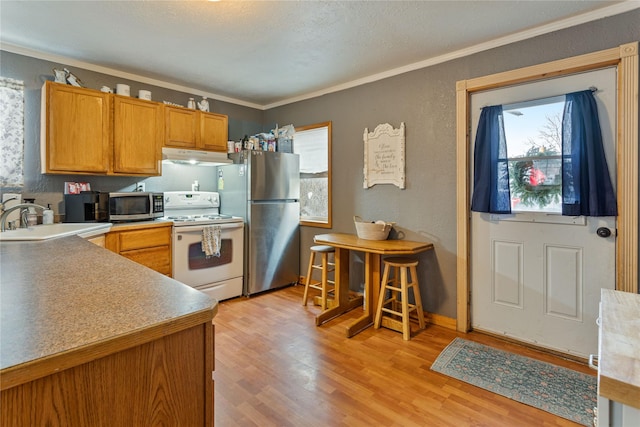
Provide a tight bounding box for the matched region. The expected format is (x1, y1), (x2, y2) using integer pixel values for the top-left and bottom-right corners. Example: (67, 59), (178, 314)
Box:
(161, 147), (232, 166)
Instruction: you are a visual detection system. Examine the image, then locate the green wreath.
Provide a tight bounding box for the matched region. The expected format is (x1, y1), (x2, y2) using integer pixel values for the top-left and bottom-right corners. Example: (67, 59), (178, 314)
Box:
(509, 159), (561, 208)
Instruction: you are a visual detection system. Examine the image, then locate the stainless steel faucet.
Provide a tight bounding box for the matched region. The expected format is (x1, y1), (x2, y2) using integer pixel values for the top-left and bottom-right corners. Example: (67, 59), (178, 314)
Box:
(0, 197), (18, 229)
(0, 196), (18, 213)
(0, 203), (47, 232)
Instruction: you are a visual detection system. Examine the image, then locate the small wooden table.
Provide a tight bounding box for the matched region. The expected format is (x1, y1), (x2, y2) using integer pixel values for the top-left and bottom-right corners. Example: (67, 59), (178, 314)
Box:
(313, 233), (434, 337)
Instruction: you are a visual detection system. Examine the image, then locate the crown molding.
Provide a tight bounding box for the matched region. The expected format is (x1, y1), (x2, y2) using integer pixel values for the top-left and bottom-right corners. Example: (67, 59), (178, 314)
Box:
(264, 1), (640, 109)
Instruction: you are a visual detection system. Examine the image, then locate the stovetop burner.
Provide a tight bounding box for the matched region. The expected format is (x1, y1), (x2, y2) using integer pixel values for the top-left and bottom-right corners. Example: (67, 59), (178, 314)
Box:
(162, 191), (242, 226)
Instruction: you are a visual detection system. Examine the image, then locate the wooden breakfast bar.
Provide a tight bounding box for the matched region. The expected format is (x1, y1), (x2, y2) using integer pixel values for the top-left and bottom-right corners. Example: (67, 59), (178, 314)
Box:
(1, 236), (216, 426)
(313, 233), (434, 337)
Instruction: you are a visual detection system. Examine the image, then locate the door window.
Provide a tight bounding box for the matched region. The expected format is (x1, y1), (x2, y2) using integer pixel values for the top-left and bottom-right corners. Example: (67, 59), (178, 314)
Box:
(503, 97), (564, 213)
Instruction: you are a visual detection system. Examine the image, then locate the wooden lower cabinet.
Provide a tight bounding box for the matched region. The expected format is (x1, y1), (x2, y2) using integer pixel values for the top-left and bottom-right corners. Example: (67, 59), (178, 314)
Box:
(1, 322), (214, 426)
(105, 222), (172, 276)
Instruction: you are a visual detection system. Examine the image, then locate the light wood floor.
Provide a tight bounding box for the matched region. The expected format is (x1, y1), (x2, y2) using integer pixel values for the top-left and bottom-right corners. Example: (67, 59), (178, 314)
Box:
(213, 285), (594, 427)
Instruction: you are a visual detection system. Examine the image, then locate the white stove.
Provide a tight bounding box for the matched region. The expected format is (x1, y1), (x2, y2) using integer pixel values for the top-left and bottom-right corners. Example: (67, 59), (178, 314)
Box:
(163, 191), (244, 302)
(163, 191), (243, 225)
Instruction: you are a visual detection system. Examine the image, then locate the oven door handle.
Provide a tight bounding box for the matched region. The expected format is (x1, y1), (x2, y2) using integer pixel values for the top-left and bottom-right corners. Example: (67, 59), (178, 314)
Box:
(173, 222), (244, 233)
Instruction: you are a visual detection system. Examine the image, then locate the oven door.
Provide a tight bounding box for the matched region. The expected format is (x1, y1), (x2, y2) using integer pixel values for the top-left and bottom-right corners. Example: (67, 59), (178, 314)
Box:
(172, 222), (244, 288)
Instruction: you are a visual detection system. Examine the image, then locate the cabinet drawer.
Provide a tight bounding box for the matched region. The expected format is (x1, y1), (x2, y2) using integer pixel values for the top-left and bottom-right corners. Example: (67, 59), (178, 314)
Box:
(118, 227), (171, 251)
(121, 246), (171, 275)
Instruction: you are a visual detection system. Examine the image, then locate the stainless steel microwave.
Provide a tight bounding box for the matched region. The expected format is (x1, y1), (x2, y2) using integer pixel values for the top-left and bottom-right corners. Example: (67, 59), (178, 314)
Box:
(108, 192), (164, 222)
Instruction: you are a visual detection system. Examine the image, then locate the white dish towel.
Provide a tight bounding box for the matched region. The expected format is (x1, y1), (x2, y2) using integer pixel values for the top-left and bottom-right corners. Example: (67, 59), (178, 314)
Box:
(202, 225), (221, 258)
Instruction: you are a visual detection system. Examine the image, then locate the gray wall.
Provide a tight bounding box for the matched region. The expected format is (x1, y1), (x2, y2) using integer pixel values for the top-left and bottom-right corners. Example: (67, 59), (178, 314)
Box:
(0, 50), (265, 214)
(265, 10), (640, 318)
(2, 10), (638, 319)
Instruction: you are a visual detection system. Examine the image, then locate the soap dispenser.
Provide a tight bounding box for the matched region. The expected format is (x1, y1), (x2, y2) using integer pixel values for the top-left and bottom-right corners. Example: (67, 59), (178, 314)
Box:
(43, 204), (54, 225)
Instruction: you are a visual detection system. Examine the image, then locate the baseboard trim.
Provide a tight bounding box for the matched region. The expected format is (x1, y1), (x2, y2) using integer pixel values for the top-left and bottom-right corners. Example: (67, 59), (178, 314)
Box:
(424, 312), (457, 330)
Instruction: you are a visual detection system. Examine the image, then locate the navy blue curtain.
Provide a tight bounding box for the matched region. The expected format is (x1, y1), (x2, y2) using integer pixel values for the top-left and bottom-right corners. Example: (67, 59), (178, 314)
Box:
(471, 105), (511, 214)
(561, 90), (618, 216)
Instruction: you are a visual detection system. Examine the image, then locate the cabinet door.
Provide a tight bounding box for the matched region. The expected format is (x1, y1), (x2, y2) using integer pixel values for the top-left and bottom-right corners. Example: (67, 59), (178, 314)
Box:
(113, 96), (162, 175)
(199, 112), (228, 152)
(42, 82), (110, 174)
(105, 225), (172, 276)
(165, 106), (198, 148)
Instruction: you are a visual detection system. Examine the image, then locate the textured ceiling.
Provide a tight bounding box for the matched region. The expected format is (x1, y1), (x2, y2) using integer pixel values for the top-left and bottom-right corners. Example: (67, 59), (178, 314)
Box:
(0, 1), (637, 108)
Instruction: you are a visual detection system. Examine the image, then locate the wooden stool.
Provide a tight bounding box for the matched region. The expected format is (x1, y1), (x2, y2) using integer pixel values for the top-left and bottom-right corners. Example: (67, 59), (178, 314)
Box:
(374, 257), (425, 340)
(302, 245), (335, 310)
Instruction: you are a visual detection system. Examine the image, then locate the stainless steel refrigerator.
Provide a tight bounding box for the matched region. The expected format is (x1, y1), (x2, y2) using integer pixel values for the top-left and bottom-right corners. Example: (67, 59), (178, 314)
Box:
(216, 150), (300, 296)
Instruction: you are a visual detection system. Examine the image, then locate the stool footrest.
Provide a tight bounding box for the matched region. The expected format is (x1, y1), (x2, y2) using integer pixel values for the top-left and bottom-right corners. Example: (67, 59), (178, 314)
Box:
(313, 295), (338, 309)
(381, 305), (419, 316)
(311, 265), (335, 273)
(309, 283), (335, 292)
(380, 317), (405, 333)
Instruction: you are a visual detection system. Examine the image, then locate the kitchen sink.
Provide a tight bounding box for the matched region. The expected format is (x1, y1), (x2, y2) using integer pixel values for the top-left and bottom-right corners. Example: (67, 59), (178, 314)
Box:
(0, 223), (112, 241)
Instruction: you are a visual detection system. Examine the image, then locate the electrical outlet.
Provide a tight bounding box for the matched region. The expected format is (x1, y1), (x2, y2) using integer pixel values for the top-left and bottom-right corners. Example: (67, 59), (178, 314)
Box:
(136, 182), (145, 192)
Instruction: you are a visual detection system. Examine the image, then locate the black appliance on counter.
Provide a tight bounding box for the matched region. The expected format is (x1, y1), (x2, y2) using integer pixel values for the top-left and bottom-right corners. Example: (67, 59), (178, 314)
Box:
(63, 191), (109, 223)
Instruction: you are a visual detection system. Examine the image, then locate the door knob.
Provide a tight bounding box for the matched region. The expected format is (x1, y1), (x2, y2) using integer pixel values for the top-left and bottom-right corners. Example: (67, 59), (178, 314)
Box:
(596, 227), (612, 238)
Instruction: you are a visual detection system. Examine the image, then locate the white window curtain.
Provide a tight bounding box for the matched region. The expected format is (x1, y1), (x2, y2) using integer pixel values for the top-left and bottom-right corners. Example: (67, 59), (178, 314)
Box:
(0, 76), (25, 187)
(294, 126), (328, 174)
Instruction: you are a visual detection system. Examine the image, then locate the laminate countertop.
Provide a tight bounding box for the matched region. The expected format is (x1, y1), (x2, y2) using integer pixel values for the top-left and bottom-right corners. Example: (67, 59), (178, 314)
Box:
(599, 289), (640, 409)
(0, 235), (216, 389)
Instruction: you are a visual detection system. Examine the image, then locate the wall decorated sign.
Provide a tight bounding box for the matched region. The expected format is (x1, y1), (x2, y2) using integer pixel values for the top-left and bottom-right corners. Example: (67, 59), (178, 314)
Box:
(363, 122), (405, 189)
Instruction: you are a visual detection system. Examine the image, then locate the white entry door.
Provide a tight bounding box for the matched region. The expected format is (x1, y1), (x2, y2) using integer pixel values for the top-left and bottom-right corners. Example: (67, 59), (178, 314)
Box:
(470, 68), (617, 359)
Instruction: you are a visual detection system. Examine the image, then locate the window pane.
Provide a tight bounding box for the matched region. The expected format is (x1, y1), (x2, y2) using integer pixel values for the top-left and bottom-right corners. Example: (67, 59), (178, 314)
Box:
(300, 176), (328, 220)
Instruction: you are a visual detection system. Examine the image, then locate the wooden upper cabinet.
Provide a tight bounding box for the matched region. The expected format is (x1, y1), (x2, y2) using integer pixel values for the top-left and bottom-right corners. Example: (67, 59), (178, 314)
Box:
(200, 112), (228, 152)
(165, 106), (198, 148)
(42, 81), (163, 176)
(113, 96), (162, 175)
(41, 81), (110, 174)
(164, 106), (228, 152)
